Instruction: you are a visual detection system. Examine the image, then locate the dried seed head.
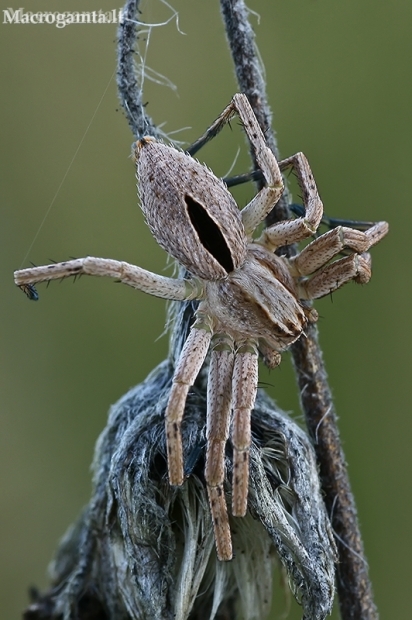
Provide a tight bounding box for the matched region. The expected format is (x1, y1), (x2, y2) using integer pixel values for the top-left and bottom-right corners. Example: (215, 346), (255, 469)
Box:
(27, 354), (336, 620)
(135, 139), (248, 281)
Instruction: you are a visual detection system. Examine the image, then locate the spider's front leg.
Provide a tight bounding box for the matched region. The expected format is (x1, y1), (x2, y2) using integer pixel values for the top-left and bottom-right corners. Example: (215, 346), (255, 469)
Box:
(205, 333), (235, 561)
(231, 339), (259, 518)
(166, 310), (213, 486)
(204, 335), (259, 561)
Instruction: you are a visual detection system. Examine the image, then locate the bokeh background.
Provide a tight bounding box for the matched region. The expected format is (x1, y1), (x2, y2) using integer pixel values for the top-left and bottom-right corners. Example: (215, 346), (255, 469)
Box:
(1, 0), (410, 617)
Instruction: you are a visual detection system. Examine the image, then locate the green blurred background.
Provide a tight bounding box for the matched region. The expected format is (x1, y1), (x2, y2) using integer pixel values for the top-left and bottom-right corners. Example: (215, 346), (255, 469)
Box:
(1, 0), (410, 617)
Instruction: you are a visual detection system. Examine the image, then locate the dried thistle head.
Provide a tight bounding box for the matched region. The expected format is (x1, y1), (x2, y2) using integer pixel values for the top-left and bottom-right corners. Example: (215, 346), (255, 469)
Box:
(24, 303), (336, 620)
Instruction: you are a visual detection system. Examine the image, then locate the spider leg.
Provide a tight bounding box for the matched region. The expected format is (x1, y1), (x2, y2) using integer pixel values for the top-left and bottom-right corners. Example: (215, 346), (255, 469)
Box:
(299, 252), (374, 300)
(289, 221), (389, 277)
(228, 95), (283, 235)
(231, 339), (259, 518)
(14, 258), (204, 301)
(205, 333), (235, 561)
(223, 167), (380, 233)
(166, 312), (213, 486)
(259, 153), (324, 249)
(258, 342), (282, 370)
(186, 94), (284, 236)
(186, 94), (254, 157)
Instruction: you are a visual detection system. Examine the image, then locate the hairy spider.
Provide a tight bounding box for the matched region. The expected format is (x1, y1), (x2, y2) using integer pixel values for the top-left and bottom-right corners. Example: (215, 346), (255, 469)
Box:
(14, 94), (388, 561)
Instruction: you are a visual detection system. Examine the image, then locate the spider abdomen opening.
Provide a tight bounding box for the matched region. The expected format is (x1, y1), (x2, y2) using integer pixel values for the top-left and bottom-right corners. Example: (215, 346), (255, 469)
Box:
(184, 194), (234, 273)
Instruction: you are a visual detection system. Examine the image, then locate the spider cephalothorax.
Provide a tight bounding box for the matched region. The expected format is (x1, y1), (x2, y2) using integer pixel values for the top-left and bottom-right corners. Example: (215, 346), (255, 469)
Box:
(14, 94), (388, 561)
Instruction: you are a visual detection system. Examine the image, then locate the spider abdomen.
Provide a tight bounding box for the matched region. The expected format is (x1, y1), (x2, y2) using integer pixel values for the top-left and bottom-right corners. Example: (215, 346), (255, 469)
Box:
(135, 138), (248, 281)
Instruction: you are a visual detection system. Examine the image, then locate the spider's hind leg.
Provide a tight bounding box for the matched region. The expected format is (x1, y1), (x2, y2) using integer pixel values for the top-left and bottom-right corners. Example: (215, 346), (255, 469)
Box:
(186, 94), (284, 237)
(259, 152), (324, 250)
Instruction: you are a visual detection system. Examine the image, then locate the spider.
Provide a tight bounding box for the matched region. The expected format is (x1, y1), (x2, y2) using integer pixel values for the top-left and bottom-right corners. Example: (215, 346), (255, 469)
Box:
(14, 94), (388, 561)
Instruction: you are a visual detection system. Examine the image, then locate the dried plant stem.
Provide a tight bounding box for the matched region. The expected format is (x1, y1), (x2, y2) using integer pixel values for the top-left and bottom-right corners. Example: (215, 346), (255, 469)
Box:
(117, 0), (158, 139)
(220, 0), (378, 617)
(292, 324), (378, 619)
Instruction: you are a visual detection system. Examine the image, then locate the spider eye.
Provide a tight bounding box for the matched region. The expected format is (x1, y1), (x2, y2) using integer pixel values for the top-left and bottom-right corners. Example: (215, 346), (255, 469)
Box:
(185, 195), (235, 273)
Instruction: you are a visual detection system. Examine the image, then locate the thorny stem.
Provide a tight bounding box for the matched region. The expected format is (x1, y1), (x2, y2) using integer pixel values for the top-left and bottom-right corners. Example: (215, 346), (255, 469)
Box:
(292, 324), (378, 620)
(220, 0), (378, 618)
(117, 0), (158, 139)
